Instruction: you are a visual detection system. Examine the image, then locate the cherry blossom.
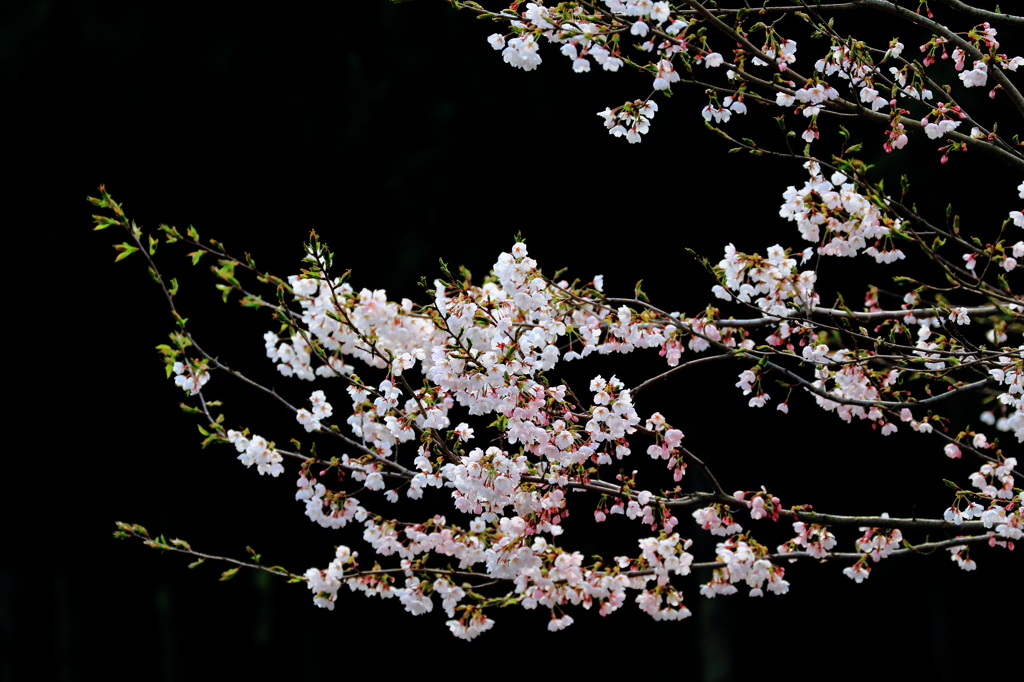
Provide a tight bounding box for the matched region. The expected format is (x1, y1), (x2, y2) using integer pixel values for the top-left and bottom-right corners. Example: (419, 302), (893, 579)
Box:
(102, 0), (1024, 640)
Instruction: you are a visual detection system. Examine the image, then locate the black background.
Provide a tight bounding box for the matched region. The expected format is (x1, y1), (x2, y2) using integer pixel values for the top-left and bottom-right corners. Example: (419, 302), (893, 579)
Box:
(5, 1), (1023, 680)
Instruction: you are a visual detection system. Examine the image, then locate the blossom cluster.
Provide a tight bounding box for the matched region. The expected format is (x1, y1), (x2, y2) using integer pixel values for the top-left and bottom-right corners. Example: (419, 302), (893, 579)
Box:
(700, 537), (789, 598)
(781, 522), (837, 559)
(226, 430), (285, 477)
(597, 100), (658, 144)
(467, 0), (1024, 168)
(165, 227), (1019, 635)
(854, 525), (903, 563)
(172, 360), (210, 395)
(296, 471), (368, 529)
(779, 161), (903, 263)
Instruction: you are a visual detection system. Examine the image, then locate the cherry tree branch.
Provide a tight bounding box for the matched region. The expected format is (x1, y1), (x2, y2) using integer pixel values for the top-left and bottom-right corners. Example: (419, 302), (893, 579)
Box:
(932, 0), (1024, 26)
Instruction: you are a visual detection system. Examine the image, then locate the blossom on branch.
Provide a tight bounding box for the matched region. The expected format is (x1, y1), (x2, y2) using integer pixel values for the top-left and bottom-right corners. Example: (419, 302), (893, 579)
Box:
(102, 0), (1024, 639)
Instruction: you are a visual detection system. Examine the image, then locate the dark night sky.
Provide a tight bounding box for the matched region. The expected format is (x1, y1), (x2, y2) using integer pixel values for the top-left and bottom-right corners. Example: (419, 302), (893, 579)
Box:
(4, 1), (1022, 680)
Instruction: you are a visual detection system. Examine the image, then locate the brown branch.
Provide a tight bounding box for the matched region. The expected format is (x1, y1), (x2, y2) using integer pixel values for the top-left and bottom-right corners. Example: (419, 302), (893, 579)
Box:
(933, 0), (1024, 26)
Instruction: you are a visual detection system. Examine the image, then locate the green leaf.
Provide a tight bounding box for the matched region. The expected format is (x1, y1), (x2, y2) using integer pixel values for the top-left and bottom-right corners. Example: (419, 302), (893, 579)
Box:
(188, 558), (206, 569)
(200, 434), (226, 449)
(219, 567), (240, 581)
(113, 243), (139, 262)
(92, 215), (115, 230)
(633, 280), (648, 302)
